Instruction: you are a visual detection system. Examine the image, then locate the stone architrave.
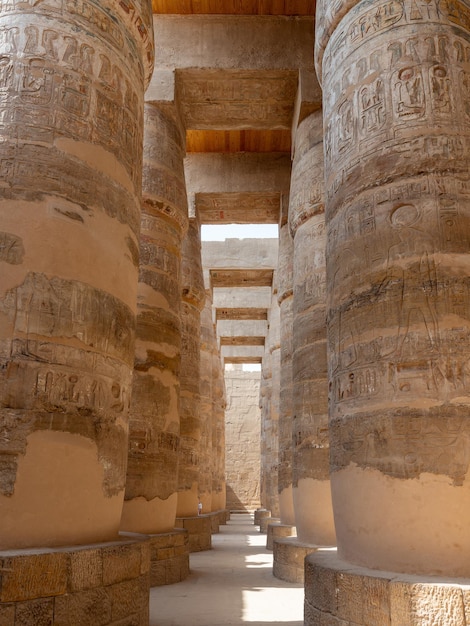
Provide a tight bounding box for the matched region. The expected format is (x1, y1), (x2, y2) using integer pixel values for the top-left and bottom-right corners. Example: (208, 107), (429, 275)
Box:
(289, 110), (336, 546)
(177, 214), (205, 517)
(199, 291), (214, 513)
(317, 0), (470, 576)
(277, 206), (296, 527)
(121, 103), (188, 535)
(0, 0), (153, 549)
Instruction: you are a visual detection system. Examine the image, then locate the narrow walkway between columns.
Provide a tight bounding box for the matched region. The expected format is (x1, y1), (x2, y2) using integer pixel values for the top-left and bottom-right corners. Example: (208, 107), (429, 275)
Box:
(149, 513), (304, 625)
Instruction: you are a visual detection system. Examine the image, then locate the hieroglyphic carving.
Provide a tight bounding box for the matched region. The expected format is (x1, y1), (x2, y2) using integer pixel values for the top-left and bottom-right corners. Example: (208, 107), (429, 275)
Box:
(0, 232), (24, 264)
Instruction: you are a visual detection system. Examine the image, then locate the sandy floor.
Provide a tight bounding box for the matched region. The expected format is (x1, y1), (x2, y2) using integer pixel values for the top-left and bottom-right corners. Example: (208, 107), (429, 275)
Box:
(149, 513), (304, 626)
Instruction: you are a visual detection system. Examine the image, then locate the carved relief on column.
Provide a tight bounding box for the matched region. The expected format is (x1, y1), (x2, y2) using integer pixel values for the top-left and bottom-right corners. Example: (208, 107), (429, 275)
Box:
(317, 0), (470, 575)
(199, 291), (214, 513)
(290, 110), (336, 546)
(178, 214), (205, 517)
(277, 203), (295, 526)
(211, 328), (226, 512)
(0, 0), (153, 549)
(121, 103), (188, 535)
(265, 279), (280, 519)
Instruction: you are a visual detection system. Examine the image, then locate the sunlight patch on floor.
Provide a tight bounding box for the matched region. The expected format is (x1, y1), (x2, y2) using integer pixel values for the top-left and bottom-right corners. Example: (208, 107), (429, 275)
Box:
(242, 586), (304, 622)
(244, 553), (272, 568)
(246, 534), (268, 547)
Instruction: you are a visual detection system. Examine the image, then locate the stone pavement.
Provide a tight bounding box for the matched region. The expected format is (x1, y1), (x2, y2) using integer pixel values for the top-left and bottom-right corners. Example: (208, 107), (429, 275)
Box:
(149, 513), (304, 626)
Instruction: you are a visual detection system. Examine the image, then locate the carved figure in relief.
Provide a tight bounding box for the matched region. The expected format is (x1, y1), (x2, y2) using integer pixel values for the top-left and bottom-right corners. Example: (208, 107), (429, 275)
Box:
(0, 56), (14, 91)
(430, 65), (452, 114)
(21, 58), (53, 104)
(337, 99), (354, 153)
(387, 204), (439, 357)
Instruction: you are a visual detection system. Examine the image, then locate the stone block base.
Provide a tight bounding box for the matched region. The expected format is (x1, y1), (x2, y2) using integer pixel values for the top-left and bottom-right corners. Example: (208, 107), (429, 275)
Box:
(148, 529), (189, 587)
(273, 537), (319, 583)
(218, 509), (230, 525)
(305, 549), (470, 626)
(266, 521), (296, 550)
(260, 516), (279, 534)
(254, 508), (271, 526)
(209, 512), (220, 534)
(0, 534), (150, 626)
(175, 515), (212, 552)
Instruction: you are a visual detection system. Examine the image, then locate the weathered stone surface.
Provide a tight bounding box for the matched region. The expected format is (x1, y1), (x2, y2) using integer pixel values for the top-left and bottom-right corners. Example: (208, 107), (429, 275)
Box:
(273, 537), (318, 584)
(266, 521), (296, 551)
(199, 292), (214, 512)
(177, 216), (205, 517)
(316, 0), (470, 576)
(0, 0), (153, 549)
(277, 210), (295, 526)
(290, 110), (335, 546)
(122, 102), (187, 535)
(225, 368), (261, 511)
(175, 515), (212, 552)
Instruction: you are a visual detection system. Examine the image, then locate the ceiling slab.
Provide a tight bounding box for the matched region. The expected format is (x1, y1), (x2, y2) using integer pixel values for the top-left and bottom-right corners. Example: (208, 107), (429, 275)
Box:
(178, 69), (298, 131)
(186, 129), (291, 153)
(210, 269), (274, 287)
(224, 356), (262, 364)
(152, 0), (316, 15)
(197, 192), (280, 224)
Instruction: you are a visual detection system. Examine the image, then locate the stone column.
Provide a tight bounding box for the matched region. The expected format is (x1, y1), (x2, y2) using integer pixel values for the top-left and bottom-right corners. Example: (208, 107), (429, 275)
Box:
(199, 290), (214, 514)
(259, 348), (272, 511)
(289, 110), (336, 546)
(177, 214), (205, 517)
(211, 330), (226, 513)
(0, 0), (153, 549)
(121, 103), (188, 535)
(277, 205), (296, 527)
(317, 0), (470, 576)
(267, 287), (281, 520)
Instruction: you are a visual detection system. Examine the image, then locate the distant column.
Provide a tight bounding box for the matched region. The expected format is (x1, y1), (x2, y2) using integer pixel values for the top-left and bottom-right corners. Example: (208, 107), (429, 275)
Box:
(277, 206), (295, 526)
(267, 288), (281, 519)
(121, 103), (188, 534)
(177, 215), (205, 517)
(0, 0), (153, 549)
(199, 291), (214, 513)
(290, 110), (335, 545)
(211, 326), (226, 512)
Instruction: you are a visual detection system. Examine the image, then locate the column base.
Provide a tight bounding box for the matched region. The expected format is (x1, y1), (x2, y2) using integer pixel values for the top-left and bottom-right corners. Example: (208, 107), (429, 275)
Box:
(175, 515), (212, 552)
(208, 512), (221, 534)
(218, 509), (230, 525)
(273, 537), (324, 583)
(148, 529), (189, 587)
(305, 548), (470, 625)
(254, 508), (271, 527)
(260, 516), (279, 534)
(0, 534), (150, 626)
(266, 521), (296, 550)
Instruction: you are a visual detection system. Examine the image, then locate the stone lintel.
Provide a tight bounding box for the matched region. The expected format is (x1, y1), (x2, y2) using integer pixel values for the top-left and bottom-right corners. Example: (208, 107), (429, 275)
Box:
(210, 269), (274, 288)
(221, 345), (264, 359)
(178, 68), (298, 130)
(213, 286), (272, 309)
(217, 319), (268, 337)
(216, 307), (268, 321)
(196, 192), (280, 224)
(153, 15), (314, 72)
(220, 336), (265, 346)
(291, 68), (322, 135)
(304, 549), (470, 626)
(145, 69), (177, 103)
(224, 356), (262, 364)
(203, 238), (278, 271)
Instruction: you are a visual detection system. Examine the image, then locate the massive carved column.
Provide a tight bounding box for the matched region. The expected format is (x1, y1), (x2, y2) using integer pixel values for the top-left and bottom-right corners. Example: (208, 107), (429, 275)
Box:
(267, 287), (281, 519)
(199, 290), (214, 513)
(121, 103), (188, 535)
(0, 0), (153, 549)
(289, 110), (335, 546)
(211, 326), (226, 513)
(317, 0), (470, 576)
(177, 214), (205, 517)
(277, 205), (296, 527)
